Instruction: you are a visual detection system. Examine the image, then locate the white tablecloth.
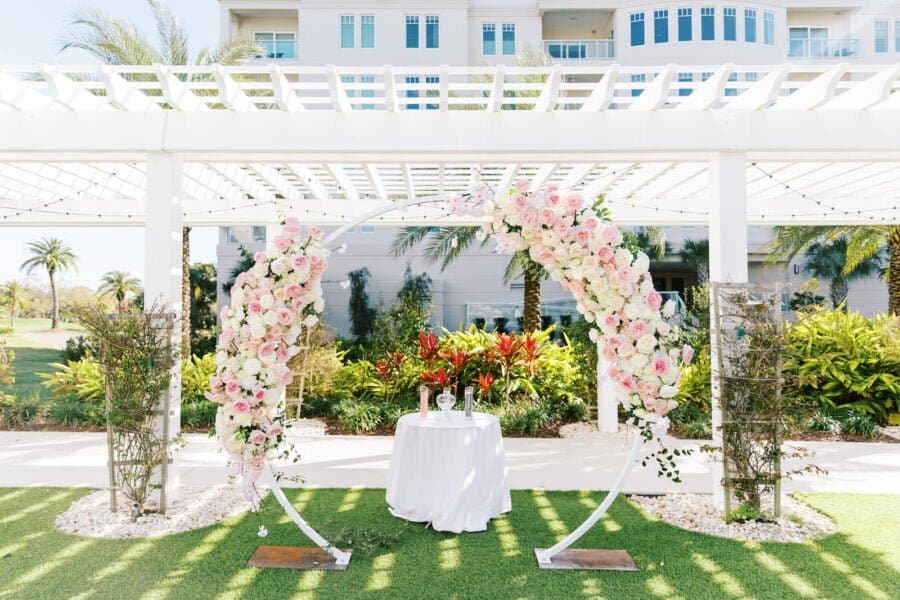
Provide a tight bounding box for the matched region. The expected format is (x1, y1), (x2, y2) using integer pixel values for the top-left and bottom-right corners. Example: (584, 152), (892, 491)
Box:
(386, 411), (511, 533)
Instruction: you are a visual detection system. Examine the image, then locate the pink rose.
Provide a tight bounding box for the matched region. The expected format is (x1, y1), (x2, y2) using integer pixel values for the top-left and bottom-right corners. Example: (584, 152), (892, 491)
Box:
(602, 346), (617, 361)
(209, 375), (222, 389)
(637, 380), (658, 398)
(308, 226), (323, 238)
(258, 342), (276, 362)
(292, 255), (308, 269)
(547, 191), (560, 206)
(310, 256), (326, 274)
(537, 248), (555, 264)
(248, 301), (263, 315)
(596, 246), (614, 263)
(616, 266), (636, 283)
(225, 380), (241, 396)
(273, 236), (292, 252)
(606, 366), (620, 380)
(575, 228), (591, 244)
(522, 209), (538, 227)
(628, 320), (648, 337)
(553, 221), (570, 237)
(285, 283), (303, 298)
(276, 308), (294, 326)
(599, 225), (622, 245)
(515, 178), (530, 193)
(583, 216), (601, 231)
(267, 424), (283, 437)
(249, 430), (268, 445)
(514, 194), (528, 209)
(252, 387), (266, 402)
(220, 329), (235, 343)
(619, 375), (636, 391)
(291, 297), (306, 310)
(282, 370), (294, 385)
(254, 251), (267, 263)
(232, 399), (250, 413)
(604, 314), (620, 329)
(682, 345), (695, 365)
(605, 333), (625, 349)
(565, 192), (583, 211)
(539, 208), (556, 226)
(646, 291), (663, 311)
(652, 356), (670, 376)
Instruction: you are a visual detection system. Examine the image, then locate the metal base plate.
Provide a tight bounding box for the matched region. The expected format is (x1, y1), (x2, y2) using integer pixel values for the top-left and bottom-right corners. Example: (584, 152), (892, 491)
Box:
(533, 548), (639, 571)
(247, 546), (352, 571)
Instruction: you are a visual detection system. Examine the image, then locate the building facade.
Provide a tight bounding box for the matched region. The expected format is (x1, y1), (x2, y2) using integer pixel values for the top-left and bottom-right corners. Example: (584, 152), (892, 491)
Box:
(216, 0), (896, 333)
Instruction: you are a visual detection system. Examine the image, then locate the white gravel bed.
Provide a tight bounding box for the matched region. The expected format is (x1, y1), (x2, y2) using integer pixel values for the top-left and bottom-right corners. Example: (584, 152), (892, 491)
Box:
(56, 486), (267, 539)
(629, 493), (836, 543)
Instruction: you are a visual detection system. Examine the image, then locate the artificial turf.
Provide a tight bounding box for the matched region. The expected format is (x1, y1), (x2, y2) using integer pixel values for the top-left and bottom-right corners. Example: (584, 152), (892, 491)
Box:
(0, 488), (896, 599)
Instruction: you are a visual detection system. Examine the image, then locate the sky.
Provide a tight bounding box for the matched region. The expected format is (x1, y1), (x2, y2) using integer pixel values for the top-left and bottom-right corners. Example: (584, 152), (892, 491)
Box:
(0, 0), (222, 290)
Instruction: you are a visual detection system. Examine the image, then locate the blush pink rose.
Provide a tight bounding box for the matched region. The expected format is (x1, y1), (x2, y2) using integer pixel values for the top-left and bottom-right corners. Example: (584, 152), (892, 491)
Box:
(252, 387), (266, 402)
(253, 251), (267, 263)
(273, 236), (292, 252)
(646, 291), (663, 311)
(596, 246), (614, 263)
(637, 380), (658, 398)
(604, 314), (620, 329)
(547, 191), (560, 206)
(682, 345), (695, 365)
(537, 248), (555, 264)
(539, 208), (556, 226)
(652, 356), (670, 376)
(276, 308), (294, 326)
(619, 375), (636, 391)
(602, 346), (617, 361)
(575, 228), (591, 244)
(282, 370), (294, 385)
(220, 328), (235, 343)
(515, 178), (530, 193)
(248, 301), (263, 315)
(628, 320), (649, 337)
(249, 430), (267, 445)
(267, 424), (284, 437)
(225, 380), (241, 396)
(599, 225), (621, 244)
(553, 221), (570, 237)
(514, 194), (528, 209)
(565, 192), (583, 211)
(605, 333), (625, 349)
(291, 297), (306, 310)
(583, 216), (601, 231)
(258, 342), (276, 362)
(292, 255), (308, 269)
(616, 266), (636, 283)
(232, 399), (250, 413)
(308, 226), (323, 238)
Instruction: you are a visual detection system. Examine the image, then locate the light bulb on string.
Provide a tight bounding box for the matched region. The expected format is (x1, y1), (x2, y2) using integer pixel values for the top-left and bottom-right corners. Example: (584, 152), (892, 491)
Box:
(339, 280), (350, 290)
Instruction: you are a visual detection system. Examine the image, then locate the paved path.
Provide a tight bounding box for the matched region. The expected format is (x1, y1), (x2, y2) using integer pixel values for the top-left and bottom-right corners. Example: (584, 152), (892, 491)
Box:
(2, 431), (897, 494)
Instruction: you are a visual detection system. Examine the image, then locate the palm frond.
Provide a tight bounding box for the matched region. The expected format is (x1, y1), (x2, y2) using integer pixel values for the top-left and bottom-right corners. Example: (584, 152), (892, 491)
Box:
(60, 10), (160, 65)
(765, 226), (844, 264)
(390, 227), (432, 257)
(423, 227), (480, 271)
(204, 36), (264, 66)
(148, 0), (189, 65)
(844, 228), (888, 274)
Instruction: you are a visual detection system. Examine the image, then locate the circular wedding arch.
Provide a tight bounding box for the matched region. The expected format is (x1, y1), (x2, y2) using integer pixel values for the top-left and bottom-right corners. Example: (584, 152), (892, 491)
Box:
(210, 181), (691, 567)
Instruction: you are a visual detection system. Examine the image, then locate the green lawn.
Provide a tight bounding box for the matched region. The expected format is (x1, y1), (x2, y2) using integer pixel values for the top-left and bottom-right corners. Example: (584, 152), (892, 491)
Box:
(0, 489), (896, 600)
(0, 317), (83, 333)
(0, 335), (61, 400)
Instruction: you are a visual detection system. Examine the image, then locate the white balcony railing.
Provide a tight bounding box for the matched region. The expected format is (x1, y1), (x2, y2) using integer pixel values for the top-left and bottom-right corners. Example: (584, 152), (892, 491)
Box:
(787, 38), (859, 58)
(543, 39), (615, 61)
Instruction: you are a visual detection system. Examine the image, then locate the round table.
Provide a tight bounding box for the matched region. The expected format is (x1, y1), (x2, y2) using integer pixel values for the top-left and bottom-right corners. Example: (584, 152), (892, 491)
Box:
(386, 410), (511, 533)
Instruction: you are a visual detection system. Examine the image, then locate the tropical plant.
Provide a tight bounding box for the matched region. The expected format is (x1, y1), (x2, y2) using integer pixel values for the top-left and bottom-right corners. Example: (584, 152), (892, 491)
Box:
(188, 263), (217, 356)
(0, 282), (30, 329)
(632, 226), (670, 260)
(61, 0), (263, 353)
(767, 225), (900, 316)
(97, 271), (142, 312)
(391, 226), (549, 332)
(678, 238), (710, 284)
(369, 267), (433, 357)
(224, 245), (255, 294)
(347, 268), (377, 346)
(20, 238), (77, 329)
(800, 237), (884, 309)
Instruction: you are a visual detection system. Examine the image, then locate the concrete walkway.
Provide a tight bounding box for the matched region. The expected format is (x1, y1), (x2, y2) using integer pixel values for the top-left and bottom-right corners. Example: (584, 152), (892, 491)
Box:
(2, 431), (897, 494)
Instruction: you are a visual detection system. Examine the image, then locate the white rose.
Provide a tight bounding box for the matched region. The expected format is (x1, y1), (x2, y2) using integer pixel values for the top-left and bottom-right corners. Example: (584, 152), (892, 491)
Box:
(260, 294), (274, 309)
(263, 311), (278, 326)
(633, 252), (650, 274)
(636, 334), (657, 354)
(662, 300), (676, 318)
(614, 248), (633, 266)
(244, 358), (262, 375)
(659, 385), (678, 399)
(314, 298), (325, 312)
(250, 324), (266, 339)
(232, 411), (252, 427)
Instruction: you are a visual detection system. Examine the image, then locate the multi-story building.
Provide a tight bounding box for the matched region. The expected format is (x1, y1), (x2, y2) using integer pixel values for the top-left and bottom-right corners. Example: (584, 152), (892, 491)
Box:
(216, 1), (895, 333)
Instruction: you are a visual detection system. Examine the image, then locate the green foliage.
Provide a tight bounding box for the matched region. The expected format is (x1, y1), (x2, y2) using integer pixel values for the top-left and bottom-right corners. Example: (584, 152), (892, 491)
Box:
(347, 268), (377, 346)
(842, 410), (877, 438)
(726, 502), (766, 524)
(49, 398), (104, 427)
(493, 401), (553, 435)
(369, 267), (433, 358)
(673, 347), (711, 413)
(188, 262), (218, 356)
(63, 335), (96, 362)
(181, 354), (216, 402)
(338, 400), (383, 433)
(806, 409), (842, 434)
(40, 358), (105, 402)
(785, 309), (900, 423)
(0, 393), (47, 427)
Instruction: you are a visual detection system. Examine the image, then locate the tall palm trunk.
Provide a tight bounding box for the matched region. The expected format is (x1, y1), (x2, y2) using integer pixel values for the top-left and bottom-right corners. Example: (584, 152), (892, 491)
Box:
(49, 271), (59, 329)
(889, 226), (900, 316)
(830, 276), (849, 309)
(522, 267), (542, 332)
(182, 226), (191, 357)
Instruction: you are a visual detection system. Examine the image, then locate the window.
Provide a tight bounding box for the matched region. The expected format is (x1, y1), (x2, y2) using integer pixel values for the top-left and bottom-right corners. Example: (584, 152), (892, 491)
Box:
(405, 75), (419, 110)
(654, 10), (669, 43)
(630, 12), (645, 47)
(340, 16), (354, 48)
(790, 27), (828, 57)
(361, 75), (375, 110)
(678, 72), (693, 97)
(723, 8), (737, 41)
(254, 33), (296, 59)
(630, 73), (646, 97)
(763, 11), (775, 45)
(426, 16), (439, 48)
(725, 72), (739, 96)
(502, 24), (516, 55)
(701, 8), (715, 41)
(896, 20), (900, 52)
(745, 9), (757, 42)
(251, 226), (266, 242)
(482, 24), (496, 55)
(875, 20), (889, 53)
(425, 75), (439, 110)
(678, 8), (692, 41)
(360, 225), (376, 233)
(406, 16), (419, 48)
(361, 15), (375, 48)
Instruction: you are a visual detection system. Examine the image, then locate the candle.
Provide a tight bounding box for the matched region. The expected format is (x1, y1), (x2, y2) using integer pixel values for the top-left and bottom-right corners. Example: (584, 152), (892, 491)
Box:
(419, 385), (429, 418)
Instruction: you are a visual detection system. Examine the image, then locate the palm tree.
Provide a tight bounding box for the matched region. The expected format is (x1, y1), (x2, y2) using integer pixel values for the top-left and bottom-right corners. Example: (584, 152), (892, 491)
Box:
(391, 227), (548, 332)
(97, 271), (142, 312)
(0, 282), (30, 329)
(20, 238), (77, 330)
(801, 237), (884, 309)
(61, 0), (262, 354)
(633, 226), (670, 260)
(767, 225), (900, 315)
(678, 238), (710, 284)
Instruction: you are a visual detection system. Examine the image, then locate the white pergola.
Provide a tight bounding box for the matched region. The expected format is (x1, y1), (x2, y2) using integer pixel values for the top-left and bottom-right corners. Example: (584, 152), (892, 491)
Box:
(1, 62), (898, 494)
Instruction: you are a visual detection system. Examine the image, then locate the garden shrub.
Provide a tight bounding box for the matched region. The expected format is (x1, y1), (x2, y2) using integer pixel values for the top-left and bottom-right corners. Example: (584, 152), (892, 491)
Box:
(0, 393), (48, 427)
(40, 358), (104, 402)
(338, 400), (383, 433)
(63, 335), (96, 362)
(785, 309), (900, 423)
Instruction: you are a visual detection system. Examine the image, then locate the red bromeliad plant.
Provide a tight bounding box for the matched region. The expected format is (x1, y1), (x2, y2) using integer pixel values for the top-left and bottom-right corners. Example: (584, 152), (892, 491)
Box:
(417, 330), (440, 367)
(521, 333), (542, 377)
(477, 372), (495, 401)
(420, 366), (451, 391)
(439, 347), (473, 396)
(493, 333), (524, 404)
(374, 350), (406, 403)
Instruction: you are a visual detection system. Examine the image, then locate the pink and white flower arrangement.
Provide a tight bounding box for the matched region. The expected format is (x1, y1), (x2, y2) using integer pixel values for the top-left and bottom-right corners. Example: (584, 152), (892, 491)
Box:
(450, 181), (694, 440)
(208, 218), (329, 489)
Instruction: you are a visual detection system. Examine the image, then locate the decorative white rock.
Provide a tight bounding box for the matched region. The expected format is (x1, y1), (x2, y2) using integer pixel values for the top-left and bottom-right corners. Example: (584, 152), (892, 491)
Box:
(55, 486), (267, 539)
(629, 493), (836, 543)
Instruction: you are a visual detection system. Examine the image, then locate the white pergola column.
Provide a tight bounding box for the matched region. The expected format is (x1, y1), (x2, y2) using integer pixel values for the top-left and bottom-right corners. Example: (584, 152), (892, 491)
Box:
(708, 151), (749, 509)
(144, 152), (185, 507)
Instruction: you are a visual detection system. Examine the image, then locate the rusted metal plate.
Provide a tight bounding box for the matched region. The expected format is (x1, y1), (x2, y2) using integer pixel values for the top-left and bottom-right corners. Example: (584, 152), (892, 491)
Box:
(247, 546), (351, 571)
(533, 548), (639, 571)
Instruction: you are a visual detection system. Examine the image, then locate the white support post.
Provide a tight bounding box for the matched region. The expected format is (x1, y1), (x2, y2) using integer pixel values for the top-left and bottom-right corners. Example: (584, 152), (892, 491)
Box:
(708, 151), (748, 510)
(597, 354), (618, 433)
(144, 152), (185, 508)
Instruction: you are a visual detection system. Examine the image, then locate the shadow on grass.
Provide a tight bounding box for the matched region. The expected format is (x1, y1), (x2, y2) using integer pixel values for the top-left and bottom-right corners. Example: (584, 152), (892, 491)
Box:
(0, 488), (897, 600)
(3, 344), (62, 400)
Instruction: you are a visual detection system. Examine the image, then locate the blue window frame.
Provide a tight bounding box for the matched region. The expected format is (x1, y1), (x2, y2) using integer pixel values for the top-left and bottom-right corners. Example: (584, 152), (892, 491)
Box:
(360, 225), (376, 233)
(482, 24), (496, 55)
(502, 23), (516, 55)
(654, 10), (669, 43)
(725, 72), (738, 96)
(425, 75), (439, 110)
(875, 20), (889, 53)
(723, 8), (737, 41)
(763, 11), (775, 44)
(340, 16), (354, 48)
(701, 8), (715, 41)
(405, 75), (419, 110)
(745, 9), (757, 42)
(360, 75), (375, 110)
(678, 72), (693, 97)
(630, 73), (646, 98)
(426, 16), (439, 48)
(360, 15), (375, 48)
(406, 16), (419, 48)
(630, 12), (645, 46)
(677, 8), (692, 41)
(254, 33), (296, 59)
